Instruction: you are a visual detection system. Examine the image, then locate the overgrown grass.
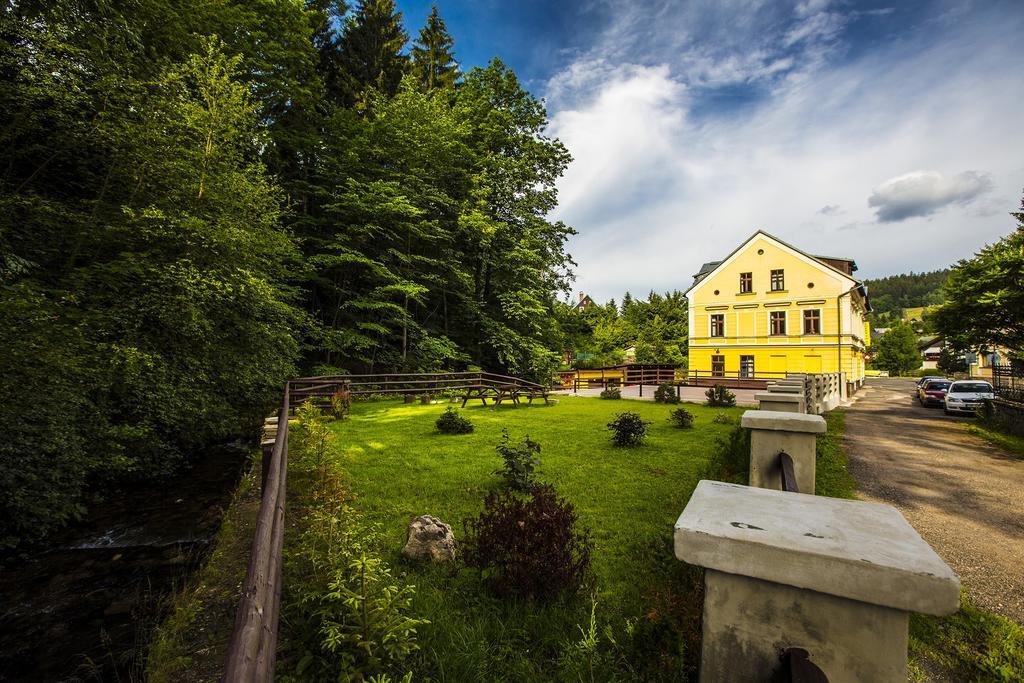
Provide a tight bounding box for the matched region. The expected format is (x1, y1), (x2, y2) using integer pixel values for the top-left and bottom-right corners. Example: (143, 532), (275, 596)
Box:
(967, 422), (1024, 459)
(299, 397), (744, 681)
(910, 593), (1024, 681)
(146, 457), (262, 682)
(815, 410), (856, 499)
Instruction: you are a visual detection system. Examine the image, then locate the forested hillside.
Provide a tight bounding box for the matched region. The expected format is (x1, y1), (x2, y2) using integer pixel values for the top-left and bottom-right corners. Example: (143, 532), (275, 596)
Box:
(863, 269), (949, 324)
(0, 1), (574, 546)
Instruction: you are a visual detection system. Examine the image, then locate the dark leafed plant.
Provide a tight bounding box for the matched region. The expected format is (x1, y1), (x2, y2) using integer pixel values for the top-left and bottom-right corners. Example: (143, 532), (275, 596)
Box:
(669, 408), (694, 428)
(495, 429), (541, 490)
(600, 386), (622, 400)
(462, 484), (593, 601)
(607, 412), (651, 447)
(435, 406), (473, 434)
(705, 385), (736, 407)
(653, 382), (680, 404)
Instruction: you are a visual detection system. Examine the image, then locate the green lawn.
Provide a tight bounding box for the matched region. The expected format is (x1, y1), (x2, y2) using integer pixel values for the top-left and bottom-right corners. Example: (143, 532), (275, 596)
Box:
(326, 397), (745, 681)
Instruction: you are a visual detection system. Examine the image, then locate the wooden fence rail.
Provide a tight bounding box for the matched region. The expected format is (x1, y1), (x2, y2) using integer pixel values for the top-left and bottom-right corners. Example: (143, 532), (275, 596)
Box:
(224, 383), (290, 682)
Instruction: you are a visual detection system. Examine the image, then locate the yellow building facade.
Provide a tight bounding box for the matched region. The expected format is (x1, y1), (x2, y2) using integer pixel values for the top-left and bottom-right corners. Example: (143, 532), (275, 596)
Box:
(686, 231), (870, 387)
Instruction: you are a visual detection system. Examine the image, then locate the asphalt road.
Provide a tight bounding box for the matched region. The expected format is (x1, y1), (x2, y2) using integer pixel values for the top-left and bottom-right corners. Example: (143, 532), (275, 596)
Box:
(842, 377), (1024, 624)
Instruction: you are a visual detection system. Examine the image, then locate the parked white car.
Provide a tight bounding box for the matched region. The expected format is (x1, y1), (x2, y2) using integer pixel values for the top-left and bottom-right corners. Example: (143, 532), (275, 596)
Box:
(944, 380), (994, 416)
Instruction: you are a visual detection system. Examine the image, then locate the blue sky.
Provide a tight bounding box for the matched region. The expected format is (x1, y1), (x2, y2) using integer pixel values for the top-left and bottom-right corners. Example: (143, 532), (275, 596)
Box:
(396, 0), (1024, 302)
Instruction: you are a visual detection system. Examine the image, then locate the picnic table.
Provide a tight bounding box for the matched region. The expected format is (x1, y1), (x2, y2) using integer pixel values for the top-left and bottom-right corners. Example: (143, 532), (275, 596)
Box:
(460, 383), (550, 407)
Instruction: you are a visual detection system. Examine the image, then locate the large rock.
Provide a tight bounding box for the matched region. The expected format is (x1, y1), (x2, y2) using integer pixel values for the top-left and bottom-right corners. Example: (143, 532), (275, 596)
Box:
(402, 515), (456, 563)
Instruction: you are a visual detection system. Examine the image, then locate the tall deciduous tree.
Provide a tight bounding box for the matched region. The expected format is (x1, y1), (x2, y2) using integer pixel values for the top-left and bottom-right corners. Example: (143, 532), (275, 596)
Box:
(934, 195), (1024, 355)
(873, 323), (921, 376)
(410, 5), (459, 92)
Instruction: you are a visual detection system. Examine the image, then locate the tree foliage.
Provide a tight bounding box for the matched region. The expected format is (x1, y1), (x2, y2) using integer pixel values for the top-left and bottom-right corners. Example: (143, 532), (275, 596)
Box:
(873, 323), (922, 375)
(0, 0), (577, 544)
(934, 196), (1024, 355)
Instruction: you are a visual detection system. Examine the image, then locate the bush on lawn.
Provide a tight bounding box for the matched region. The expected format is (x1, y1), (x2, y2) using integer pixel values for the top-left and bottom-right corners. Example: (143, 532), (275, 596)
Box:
(462, 484), (593, 601)
(607, 412), (651, 447)
(653, 382), (680, 404)
(282, 435), (425, 680)
(495, 428), (541, 490)
(705, 385), (736, 407)
(669, 408), (694, 428)
(435, 406), (473, 434)
(712, 412), (736, 425)
(704, 426), (750, 484)
(330, 387), (351, 419)
(600, 387), (622, 400)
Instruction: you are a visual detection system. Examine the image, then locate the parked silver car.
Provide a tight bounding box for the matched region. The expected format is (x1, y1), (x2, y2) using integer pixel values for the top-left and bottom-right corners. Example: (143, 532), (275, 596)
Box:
(944, 380), (994, 415)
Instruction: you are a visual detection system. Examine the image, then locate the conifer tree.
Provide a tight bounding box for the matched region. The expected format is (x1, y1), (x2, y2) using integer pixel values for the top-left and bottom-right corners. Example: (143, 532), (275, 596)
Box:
(338, 0), (409, 107)
(410, 5), (459, 92)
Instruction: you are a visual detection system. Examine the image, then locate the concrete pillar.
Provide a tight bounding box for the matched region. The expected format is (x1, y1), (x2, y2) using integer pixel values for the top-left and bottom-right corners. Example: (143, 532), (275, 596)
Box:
(754, 391), (805, 413)
(674, 481), (960, 683)
(741, 410), (825, 493)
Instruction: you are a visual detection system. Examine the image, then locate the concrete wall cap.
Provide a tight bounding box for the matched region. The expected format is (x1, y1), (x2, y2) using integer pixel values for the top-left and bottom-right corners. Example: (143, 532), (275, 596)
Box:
(674, 481), (960, 616)
(767, 385), (802, 394)
(741, 410), (826, 433)
(753, 392), (802, 403)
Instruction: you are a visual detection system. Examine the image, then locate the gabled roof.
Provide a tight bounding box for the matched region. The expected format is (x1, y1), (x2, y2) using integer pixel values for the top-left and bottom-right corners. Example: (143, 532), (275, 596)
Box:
(684, 230), (870, 309)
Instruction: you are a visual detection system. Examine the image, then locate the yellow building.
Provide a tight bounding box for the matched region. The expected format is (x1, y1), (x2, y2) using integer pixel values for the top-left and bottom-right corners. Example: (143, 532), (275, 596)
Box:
(685, 231), (871, 389)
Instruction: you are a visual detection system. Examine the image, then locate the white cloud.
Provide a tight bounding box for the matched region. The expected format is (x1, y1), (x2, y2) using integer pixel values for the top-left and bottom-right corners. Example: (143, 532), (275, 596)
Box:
(868, 170), (994, 222)
(544, 2), (1024, 302)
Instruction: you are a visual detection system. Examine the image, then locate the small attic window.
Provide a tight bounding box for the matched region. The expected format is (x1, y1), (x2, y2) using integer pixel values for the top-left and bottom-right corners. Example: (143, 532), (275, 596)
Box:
(714, 289), (720, 295)
(808, 282), (815, 289)
(757, 249), (764, 255)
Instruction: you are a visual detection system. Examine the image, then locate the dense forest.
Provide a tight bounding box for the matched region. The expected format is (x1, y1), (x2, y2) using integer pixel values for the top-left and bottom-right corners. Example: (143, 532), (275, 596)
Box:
(863, 269), (949, 327)
(0, 0), (579, 546)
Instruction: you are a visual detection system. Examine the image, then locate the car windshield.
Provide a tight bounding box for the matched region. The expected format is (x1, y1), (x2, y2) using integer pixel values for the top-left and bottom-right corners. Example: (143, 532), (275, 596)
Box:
(950, 383), (992, 393)
(924, 381), (951, 390)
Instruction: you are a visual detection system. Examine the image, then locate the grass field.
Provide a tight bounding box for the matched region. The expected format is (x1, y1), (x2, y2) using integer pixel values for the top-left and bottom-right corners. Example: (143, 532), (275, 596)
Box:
(325, 396), (745, 681)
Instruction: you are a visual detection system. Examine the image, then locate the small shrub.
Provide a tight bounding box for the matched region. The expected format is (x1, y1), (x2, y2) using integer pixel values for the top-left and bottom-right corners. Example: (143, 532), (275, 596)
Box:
(600, 386), (622, 400)
(607, 412), (651, 447)
(669, 408), (694, 428)
(712, 412), (736, 425)
(495, 429), (541, 490)
(283, 476), (426, 681)
(462, 484), (593, 601)
(705, 384), (736, 407)
(330, 387), (351, 419)
(704, 425), (751, 484)
(653, 382), (680, 404)
(435, 406), (474, 434)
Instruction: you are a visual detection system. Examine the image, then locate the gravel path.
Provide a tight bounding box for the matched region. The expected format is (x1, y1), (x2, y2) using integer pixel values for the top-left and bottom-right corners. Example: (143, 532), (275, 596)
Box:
(843, 377), (1024, 624)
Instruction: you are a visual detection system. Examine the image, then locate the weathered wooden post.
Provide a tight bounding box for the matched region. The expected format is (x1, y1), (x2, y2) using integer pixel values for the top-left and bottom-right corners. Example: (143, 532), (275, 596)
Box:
(742, 410), (825, 493)
(675, 480), (960, 683)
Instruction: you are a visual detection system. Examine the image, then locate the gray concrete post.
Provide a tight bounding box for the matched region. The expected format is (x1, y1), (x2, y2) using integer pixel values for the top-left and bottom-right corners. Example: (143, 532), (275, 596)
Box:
(754, 391), (805, 413)
(741, 410), (825, 493)
(675, 481), (960, 683)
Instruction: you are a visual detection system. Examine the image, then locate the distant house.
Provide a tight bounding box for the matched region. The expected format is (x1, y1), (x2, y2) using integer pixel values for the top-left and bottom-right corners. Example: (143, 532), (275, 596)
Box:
(918, 336), (944, 370)
(574, 292), (596, 311)
(623, 345), (637, 362)
(917, 334), (1010, 377)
